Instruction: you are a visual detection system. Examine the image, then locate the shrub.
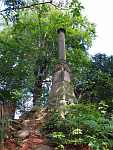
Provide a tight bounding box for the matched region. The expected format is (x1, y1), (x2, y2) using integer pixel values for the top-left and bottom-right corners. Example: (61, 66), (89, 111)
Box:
(42, 104), (113, 150)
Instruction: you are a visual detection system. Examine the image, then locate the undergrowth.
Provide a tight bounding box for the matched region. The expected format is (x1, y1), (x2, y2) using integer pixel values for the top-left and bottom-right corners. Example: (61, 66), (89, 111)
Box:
(42, 104), (113, 150)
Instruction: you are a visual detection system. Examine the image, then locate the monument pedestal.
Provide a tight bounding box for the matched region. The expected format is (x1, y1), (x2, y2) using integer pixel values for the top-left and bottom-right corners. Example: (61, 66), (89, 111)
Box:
(48, 63), (76, 108)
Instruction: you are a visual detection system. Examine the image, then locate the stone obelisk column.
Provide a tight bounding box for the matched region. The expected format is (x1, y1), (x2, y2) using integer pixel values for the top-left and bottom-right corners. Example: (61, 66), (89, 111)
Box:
(58, 28), (66, 62)
(48, 28), (76, 108)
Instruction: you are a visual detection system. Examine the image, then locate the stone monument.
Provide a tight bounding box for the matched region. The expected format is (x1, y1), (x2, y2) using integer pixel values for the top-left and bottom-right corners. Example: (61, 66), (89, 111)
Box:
(48, 28), (76, 108)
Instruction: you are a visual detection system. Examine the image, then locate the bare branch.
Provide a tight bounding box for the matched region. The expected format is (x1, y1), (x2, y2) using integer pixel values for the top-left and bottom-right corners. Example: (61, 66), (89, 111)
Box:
(0, 1), (64, 14)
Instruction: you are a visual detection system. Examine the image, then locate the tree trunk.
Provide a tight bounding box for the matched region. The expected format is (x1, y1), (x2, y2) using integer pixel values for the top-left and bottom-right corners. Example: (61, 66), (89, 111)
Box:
(33, 76), (43, 106)
(0, 101), (16, 119)
(33, 58), (48, 106)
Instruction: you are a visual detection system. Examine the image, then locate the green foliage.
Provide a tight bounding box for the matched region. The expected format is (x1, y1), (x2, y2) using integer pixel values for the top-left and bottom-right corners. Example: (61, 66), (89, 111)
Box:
(42, 104), (113, 149)
(0, 1), (96, 106)
(74, 53), (113, 108)
(0, 116), (10, 143)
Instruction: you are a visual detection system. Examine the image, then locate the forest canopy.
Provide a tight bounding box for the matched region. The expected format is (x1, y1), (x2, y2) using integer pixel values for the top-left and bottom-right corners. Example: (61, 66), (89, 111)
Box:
(0, 0), (96, 107)
(0, 0), (113, 111)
